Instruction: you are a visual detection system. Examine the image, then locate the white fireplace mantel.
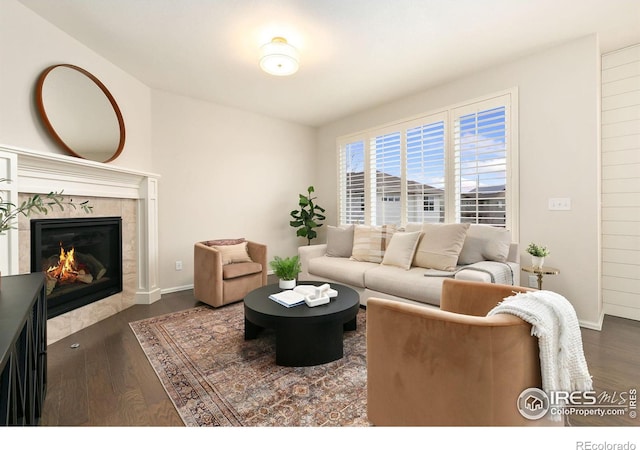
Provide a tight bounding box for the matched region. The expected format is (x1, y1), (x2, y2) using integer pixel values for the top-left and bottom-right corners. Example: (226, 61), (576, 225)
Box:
(0, 145), (161, 304)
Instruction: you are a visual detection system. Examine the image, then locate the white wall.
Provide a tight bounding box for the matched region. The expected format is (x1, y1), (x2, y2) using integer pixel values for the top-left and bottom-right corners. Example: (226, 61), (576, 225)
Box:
(1, 0), (318, 295)
(0, 0), (613, 326)
(151, 90), (317, 291)
(0, 0), (152, 171)
(317, 35), (603, 327)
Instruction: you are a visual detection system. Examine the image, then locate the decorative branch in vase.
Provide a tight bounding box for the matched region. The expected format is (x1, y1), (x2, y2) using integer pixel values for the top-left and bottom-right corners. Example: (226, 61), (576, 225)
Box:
(0, 178), (93, 286)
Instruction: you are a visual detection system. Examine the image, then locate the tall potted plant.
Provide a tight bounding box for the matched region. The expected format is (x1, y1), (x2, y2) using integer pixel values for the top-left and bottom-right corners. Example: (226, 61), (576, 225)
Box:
(289, 185), (326, 245)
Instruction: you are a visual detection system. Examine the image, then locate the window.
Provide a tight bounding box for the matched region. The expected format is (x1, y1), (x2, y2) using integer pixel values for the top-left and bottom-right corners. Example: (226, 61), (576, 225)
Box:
(406, 119), (446, 223)
(423, 196), (435, 212)
(454, 101), (508, 226)
(338, 90), (517, 232)
(371, 131), (402, 225)
(338, 140), (366, 224)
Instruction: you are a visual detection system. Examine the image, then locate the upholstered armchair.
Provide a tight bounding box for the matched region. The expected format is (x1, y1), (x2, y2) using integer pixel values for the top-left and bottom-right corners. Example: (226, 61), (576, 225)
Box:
(367, 278), (559, 426)
(194, 240), (267, 308)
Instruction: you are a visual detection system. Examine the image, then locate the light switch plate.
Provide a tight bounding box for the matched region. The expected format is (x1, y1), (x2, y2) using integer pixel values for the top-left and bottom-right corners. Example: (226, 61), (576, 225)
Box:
(548, 198), (571, 210)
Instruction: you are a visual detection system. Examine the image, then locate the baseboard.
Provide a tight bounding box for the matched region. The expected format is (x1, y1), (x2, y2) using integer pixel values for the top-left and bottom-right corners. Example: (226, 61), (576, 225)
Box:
(579, 311), (604, 331)
(161, 284), (194, 295)
(135, 288), (162, 305)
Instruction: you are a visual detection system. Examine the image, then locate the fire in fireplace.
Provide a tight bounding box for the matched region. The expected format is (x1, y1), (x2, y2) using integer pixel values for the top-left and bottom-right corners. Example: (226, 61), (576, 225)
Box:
(30, 217), (123, 319)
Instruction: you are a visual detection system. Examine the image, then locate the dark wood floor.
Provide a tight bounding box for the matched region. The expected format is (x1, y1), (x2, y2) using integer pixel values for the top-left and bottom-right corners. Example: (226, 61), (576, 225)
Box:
(41, 289), (199, 426)
(40, 288), (640, 427)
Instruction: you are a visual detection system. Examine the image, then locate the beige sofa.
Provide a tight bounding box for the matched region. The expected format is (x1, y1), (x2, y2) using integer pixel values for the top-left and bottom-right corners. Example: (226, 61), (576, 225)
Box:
(299, 223), (520, 308)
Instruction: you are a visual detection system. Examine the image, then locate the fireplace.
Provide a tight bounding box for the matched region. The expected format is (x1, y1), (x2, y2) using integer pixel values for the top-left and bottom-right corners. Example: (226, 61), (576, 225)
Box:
(30, 217), (123, 319)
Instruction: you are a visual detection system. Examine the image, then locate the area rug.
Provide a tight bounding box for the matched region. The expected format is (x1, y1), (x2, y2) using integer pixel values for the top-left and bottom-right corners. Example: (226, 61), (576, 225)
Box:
(129, 302), (370, 426)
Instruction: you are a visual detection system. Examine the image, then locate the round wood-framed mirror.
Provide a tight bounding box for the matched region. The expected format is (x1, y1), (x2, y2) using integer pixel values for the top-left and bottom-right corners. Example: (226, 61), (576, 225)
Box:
(36, 64), (126, 163)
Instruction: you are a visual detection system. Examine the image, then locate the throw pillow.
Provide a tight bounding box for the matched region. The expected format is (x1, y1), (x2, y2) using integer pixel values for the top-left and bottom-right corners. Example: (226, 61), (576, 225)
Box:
(413, 223), (470, 271)
(350, 224), (397, 263)
(212, 241), (252, 265)
(458, 225), (512, 264)
(381, 231), (422, 270)
(205, 238), (245, 247)
(403, 223), (423, 233)
(326, 225), (354, 258)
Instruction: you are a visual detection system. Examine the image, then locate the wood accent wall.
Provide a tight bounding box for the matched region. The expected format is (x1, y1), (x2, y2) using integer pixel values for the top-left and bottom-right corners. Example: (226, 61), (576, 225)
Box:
(601, 43), (640, 321)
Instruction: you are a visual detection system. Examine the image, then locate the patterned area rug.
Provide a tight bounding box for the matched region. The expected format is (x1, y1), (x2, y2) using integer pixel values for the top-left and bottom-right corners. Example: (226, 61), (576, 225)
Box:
(129, 302), (370, 426)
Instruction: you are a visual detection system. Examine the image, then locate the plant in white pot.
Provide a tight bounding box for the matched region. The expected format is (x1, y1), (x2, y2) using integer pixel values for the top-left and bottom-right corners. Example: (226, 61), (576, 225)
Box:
(269, 255), (301, 290)
(526, 242), (550, 269)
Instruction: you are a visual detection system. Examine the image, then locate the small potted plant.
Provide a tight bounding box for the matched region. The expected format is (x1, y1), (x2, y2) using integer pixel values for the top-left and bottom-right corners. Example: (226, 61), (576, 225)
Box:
(269, 255), (301, 290)
(526, 242), (550, 268)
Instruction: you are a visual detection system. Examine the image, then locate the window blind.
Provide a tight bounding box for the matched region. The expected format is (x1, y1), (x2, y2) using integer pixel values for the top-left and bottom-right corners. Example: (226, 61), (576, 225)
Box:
(338, 140), (366, 225)
(370, 131), (402, 226)
(406, 120), (445, 223)
(453, 103), (508, 227)
(337, 90), (516, 231)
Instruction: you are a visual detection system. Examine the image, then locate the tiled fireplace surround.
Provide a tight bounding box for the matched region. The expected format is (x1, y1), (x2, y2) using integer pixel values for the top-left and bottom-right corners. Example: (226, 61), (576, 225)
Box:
(0, 146), (160, 344)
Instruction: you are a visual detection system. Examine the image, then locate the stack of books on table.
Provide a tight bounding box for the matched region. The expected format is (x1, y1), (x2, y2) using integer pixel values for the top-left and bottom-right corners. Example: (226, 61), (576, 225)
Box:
(269, 284), (339, 308)
(269, 290), (305, 308)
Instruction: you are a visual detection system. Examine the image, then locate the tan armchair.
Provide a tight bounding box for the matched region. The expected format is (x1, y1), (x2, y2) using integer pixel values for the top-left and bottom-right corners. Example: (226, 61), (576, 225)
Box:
(193, 240), (267, 308)
(367, 278), (558, 426)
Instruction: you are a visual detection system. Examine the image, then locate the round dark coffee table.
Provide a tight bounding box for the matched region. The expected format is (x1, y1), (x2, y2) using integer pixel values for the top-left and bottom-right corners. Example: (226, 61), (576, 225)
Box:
(243, 282), (360, 367)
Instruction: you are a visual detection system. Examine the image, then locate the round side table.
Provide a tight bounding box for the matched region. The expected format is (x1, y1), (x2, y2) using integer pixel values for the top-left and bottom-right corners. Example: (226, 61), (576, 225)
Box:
(521, 265), (559, 290)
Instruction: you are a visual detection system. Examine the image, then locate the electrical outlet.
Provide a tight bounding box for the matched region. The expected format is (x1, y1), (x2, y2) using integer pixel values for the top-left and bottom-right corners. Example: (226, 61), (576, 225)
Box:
(529, 275), (538, 288)
(175, 260), (183, 271)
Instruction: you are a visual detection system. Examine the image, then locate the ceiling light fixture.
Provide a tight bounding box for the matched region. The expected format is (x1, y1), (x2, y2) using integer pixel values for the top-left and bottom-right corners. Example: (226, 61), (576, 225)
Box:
(259, 37), (299, 76)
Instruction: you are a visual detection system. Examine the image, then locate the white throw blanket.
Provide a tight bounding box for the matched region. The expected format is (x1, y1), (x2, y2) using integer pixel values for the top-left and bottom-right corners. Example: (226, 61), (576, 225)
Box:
(457, 261), (514, 285)
(423, 261), (514, 285)
(488, 290), (593, 420)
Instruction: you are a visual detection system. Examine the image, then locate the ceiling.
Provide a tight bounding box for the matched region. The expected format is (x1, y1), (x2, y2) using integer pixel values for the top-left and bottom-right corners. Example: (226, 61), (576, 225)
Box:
(18, 0), (640, 127)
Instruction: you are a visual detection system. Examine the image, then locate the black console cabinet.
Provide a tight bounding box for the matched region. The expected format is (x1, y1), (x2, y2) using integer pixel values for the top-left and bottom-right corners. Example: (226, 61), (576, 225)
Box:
(0, 273), (47, 425)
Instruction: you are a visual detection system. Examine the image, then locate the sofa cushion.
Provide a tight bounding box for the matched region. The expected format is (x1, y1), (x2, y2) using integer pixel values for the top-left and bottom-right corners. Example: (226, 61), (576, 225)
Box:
(365, 265), (446, 306)
(381, 231), (422, 270)
(413, 223), (470, 271)
(326, 225), (354, 257)
(351, 224), (397, 263)
(458, 225), (512, 264)
(308, 255), (378, 288)
(222, 261), (263, 280)
(212, 241), (252, 265)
